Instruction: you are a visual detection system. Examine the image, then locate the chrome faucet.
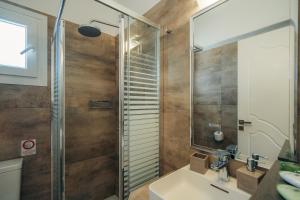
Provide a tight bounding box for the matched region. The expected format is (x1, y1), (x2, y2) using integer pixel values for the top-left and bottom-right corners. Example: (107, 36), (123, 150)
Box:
(210, 150), (230, 182)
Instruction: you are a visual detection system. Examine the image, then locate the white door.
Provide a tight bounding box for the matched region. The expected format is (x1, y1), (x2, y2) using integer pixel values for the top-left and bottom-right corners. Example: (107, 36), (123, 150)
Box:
(238, 25), (295, 164)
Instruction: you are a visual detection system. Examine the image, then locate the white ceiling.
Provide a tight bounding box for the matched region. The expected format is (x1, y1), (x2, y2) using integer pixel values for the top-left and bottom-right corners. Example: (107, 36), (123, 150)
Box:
(113, 0), (160, 14)
(6, 0), (160, 35)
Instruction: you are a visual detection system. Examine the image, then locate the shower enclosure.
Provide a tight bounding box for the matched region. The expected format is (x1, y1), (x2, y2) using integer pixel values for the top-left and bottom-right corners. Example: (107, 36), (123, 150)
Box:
(51, 1), (160, 200)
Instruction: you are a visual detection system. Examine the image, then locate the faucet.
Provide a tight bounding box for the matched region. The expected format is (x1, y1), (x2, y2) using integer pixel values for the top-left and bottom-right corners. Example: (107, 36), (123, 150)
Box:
(210, 150), (230, 182)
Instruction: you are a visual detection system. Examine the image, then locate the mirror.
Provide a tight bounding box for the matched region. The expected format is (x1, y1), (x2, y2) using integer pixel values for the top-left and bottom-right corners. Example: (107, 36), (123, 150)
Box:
(190, 0), (298, 165)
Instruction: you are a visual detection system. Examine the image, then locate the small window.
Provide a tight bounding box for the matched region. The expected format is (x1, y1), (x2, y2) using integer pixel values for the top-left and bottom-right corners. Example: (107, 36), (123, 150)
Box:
(0, 20), (26, 68)
(0, 2), (47, 86)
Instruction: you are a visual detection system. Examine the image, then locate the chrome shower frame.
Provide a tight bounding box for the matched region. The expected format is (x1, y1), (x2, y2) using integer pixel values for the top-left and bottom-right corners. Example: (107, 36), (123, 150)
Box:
(51, 1), (66, 200)
(51, 17), (66, 200)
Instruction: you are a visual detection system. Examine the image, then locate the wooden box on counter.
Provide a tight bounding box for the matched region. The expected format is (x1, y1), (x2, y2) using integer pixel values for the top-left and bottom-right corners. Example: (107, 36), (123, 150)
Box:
(190, 152), (209, 174)
(237, 166), (266, 195)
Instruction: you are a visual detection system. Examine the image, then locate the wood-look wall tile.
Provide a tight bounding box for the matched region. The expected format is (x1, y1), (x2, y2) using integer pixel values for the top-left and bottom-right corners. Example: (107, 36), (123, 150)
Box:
(145, 0), (200, 174)
(194, 89), (220, 105)
(162, 110), (190, 172)
(221, 87), (237, 105)
(221, 67), (237, 89)
(0, 85), (50, 109)
(194, 48), (222, 68)
(65, 23), (116, 63)
(65, 155), (117, 200)
(192, 42), (237, 149)
(164, 92), (189, 112)
(0, 108), (50, 160)
(0, 107), (51, 200)
(193, 105), (221, 146)
(64, 19), (118, 198)
(194, 70), (221, 93)
(65, 108), (117, 163)
(21, 169), (51, 200)
(220, 43), (238, 66)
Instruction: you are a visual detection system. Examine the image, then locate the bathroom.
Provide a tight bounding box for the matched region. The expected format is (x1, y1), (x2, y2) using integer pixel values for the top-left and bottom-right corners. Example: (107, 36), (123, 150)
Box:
(0, 0), (299, 200)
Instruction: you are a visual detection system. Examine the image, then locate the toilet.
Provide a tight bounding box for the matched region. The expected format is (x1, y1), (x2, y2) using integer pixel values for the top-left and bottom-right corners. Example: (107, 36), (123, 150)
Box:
(0, 158), (23, 200)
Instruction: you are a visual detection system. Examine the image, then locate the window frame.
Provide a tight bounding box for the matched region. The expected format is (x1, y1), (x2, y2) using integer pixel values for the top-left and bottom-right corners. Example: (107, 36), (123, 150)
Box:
(0, 2), (48, 86)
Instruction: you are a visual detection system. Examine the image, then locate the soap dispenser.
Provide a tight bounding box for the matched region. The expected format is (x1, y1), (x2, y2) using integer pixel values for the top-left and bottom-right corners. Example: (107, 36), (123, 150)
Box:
(237, 154), (266, 194)
(247, 154), (267, 172)
(246, 157), (257, 172)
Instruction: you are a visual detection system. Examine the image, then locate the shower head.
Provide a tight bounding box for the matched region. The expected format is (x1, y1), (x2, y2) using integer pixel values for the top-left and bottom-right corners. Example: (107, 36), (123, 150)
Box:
(78, 19), (119, 38)
(78, 24), (101, 37)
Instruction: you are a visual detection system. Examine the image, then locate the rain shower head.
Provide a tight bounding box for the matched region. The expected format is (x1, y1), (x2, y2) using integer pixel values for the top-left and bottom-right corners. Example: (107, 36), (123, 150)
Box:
(78, 24), (101, 37)
(78, 19), (119, 37)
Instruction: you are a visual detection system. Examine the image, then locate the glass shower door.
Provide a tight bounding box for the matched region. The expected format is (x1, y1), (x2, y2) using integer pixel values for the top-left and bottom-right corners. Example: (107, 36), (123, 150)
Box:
(120, 16), (160, 199)
(51, 3), (160, 200)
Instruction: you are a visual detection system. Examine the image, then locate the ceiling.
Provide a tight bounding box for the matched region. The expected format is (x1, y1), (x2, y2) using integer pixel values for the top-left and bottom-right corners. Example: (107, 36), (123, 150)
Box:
(113, 0), (160, 14)
(6, 0), (160, 35)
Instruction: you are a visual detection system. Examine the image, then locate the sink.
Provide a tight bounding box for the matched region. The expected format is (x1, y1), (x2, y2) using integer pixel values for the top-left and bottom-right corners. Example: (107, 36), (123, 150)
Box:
(149, 165), (251, 200)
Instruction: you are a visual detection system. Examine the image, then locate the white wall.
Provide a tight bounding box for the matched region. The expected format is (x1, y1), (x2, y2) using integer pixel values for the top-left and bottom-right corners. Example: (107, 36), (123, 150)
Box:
(194, 0), (295, 49)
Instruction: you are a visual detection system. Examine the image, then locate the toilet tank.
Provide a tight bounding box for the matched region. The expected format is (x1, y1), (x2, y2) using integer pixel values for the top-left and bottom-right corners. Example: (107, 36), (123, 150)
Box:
(0, 158), (23, 200)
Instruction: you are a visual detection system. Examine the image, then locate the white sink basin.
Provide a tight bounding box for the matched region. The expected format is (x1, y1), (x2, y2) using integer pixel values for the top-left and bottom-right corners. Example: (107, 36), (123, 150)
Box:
(149, 165), (251, 200)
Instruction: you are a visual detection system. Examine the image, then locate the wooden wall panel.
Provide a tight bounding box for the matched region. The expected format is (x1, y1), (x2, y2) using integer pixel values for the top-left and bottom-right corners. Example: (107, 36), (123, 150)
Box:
(145, 0), (200, 174)
(64, 21), (118, 200)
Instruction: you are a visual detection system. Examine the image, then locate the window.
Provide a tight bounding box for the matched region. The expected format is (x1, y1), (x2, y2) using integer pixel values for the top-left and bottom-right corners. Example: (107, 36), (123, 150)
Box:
(0, 20), (26, 68)
(0, 2), (47, 86)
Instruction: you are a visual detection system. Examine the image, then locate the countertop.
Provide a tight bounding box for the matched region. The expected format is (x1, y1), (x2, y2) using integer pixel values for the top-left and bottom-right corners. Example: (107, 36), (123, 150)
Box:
(130, 162), (284, 200)
(130, 163), (284, 200)
(130, 140), (298, 200)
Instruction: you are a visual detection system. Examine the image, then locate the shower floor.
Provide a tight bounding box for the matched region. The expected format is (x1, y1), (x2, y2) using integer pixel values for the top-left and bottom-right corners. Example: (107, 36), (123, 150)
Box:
(104, 195), (118, 200)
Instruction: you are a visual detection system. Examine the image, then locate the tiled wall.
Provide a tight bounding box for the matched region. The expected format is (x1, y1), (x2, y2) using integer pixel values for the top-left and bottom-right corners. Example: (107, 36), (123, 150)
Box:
(145, 0), (200, 174)
(64, 22), (118, 199)
(193, 43), (238, 150)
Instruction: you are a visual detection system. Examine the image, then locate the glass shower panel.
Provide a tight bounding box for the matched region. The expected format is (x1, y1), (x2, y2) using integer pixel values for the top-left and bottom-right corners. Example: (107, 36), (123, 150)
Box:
(122, 16), (160, 199)
(50, 2), (160, 199)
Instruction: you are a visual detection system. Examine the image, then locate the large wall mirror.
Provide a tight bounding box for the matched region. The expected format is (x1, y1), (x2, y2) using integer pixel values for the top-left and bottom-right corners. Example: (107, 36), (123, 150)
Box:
(190, 0), (298, 166)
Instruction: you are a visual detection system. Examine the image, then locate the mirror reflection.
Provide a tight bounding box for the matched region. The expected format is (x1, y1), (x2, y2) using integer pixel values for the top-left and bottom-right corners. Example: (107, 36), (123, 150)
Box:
(191, 0), (298, 165)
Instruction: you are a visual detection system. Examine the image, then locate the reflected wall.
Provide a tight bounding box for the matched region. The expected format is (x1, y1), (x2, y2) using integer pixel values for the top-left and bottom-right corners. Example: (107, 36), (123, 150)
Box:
(193, 42), (237, 149)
